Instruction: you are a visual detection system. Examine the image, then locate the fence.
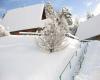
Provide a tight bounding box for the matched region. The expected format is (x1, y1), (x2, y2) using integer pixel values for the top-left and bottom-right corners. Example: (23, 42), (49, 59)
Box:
(59, 41), (89, 80)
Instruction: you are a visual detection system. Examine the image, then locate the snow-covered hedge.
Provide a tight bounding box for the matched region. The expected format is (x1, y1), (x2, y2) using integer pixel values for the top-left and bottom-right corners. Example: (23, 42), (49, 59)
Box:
(0, 25), (10, 37)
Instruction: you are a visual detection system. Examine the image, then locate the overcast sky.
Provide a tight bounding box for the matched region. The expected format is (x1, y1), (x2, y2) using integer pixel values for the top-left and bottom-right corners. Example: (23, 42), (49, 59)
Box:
(0, 0), (100, 21)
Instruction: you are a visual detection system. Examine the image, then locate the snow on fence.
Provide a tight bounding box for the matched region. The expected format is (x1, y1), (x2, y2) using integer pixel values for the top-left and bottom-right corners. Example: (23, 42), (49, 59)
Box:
(59, 41), (88, 80)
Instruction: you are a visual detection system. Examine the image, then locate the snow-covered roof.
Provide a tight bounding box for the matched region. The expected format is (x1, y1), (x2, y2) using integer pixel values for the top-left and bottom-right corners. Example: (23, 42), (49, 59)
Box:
(1, 4), (45, 32)
(76, 14), (100, 40)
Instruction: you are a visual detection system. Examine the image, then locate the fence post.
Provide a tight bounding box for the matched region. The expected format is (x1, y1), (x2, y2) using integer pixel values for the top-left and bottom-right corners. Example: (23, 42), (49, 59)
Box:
(69, 61), (71, 69)
(76, 50), (77, 56)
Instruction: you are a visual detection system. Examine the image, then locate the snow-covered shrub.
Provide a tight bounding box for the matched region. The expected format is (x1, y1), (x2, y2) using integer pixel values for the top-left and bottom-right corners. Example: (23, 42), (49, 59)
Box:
(86, 12), (94, 20)
(0, 25), (10, 37)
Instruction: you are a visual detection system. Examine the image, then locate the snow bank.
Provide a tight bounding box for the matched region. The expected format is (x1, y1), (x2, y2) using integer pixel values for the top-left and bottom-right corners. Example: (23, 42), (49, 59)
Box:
(75, 41), (100, 80)
(0, 35), (80, 80)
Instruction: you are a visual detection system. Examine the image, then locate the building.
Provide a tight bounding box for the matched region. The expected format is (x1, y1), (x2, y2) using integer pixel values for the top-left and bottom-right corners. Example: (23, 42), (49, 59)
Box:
(1, 4), (47, 35)
(76, 14), (100, 40)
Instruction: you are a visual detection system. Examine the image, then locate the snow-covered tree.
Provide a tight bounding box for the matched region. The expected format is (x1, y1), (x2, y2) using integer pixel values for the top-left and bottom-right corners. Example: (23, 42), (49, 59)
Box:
(58, 7), (73, 33)
(58, 12), (69, 33)
(71, 18), (79, 35)
(0, 9), (7, 19)
(60, 7), (73, 25)
(86, 12), (94, 20)
(36, 4), (73, 53)
(0, 25), (10, 37)
(36, 17), (67, 53)
(44, 2), (56, 19)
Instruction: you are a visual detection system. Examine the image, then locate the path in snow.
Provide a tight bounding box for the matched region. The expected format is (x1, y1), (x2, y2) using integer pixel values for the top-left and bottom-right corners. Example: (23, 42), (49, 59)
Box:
(75, 41), (100, 80)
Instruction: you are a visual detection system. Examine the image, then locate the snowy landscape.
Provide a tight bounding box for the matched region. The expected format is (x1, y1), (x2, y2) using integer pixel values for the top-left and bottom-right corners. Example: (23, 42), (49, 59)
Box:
(0, 1), (100, 80)
(75, 41), (100, 80)
(0, 35), (80, 80)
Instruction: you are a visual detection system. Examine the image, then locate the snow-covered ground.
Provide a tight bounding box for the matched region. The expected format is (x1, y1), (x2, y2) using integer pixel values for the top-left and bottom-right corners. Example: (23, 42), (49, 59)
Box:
(0, 35), (81, 80)
(75, 40), (100, 80)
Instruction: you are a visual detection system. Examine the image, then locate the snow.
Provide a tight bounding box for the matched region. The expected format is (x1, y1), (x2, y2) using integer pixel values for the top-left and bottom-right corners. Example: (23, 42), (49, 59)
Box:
(1, 4), (45, 32)
(76, 14), (100, 40)
(59, 40), (88, 80)
(0, 35), (80, 80)
(0, 25), (10, 37)
(75, 41), (100, 80)
(0, 18), (2, 22)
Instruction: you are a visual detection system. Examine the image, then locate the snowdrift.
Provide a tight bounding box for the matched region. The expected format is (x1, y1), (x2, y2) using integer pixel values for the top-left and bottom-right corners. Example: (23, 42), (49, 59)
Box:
(75, 41), (100, 80)
(0, 35), (81, 80)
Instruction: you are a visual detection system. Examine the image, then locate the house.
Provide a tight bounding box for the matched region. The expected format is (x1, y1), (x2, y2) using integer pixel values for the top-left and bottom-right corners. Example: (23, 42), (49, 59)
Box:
(76, 14), (100, 40)
(1, 4), (47, 35)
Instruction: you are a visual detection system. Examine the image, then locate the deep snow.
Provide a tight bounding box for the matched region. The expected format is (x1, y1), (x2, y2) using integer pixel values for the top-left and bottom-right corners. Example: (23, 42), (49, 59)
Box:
(75, 41), (100, 80)
(0, 35), (80, 80)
